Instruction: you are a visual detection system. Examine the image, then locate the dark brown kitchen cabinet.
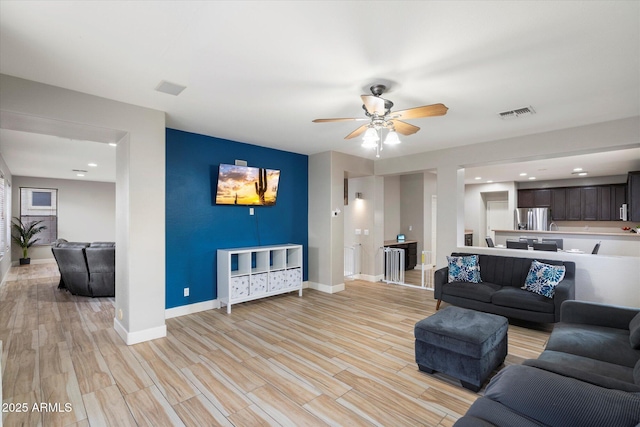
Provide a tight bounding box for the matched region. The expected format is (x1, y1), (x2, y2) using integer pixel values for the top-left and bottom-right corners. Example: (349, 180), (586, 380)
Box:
(629, 171), (640, 222)
(581, 187), (598, 221)
(567, 188), (582, 220)
(598, 186), (612, 221)
(550, 188), (566, 220)
(534, 189), (551, 207)
(611, 184), (627, 221)
(517, 190), (535, 208)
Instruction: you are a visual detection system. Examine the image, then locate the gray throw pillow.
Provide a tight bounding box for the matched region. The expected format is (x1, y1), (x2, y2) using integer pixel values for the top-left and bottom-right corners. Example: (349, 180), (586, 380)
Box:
(630, 312), (640, 349)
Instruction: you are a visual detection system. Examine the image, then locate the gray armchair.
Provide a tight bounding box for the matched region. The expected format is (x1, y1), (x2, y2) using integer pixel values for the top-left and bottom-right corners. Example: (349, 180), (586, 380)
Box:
(52, 240), (115, 297)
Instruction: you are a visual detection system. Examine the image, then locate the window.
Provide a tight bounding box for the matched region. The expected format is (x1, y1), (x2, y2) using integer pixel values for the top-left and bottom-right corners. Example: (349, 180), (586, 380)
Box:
(20, 187), (58, 245)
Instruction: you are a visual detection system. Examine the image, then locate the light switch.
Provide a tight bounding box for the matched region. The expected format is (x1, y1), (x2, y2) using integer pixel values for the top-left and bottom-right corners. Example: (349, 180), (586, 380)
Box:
(364, 229), (369, 235)
(355, 229), (362, 235)
(250, 208), (254, 215)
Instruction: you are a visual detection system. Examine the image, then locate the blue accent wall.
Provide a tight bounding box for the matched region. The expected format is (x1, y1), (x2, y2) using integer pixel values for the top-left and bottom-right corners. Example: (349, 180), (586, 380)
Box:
(165, 128), (308, 309)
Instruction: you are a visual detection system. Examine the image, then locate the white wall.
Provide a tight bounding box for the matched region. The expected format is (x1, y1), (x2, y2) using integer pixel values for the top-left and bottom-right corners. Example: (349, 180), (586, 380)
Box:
(10, 176), (115, 261)
(0, 74), (166, 344)
(0, 154), (12, 281)
(468, 246), (640, 307)
(423, 171), (437, 257)
(400, 173), (424, 254)
(344, 176), (379, 279)
(384, 175), (400, 240)
(464, 182), (517, 248)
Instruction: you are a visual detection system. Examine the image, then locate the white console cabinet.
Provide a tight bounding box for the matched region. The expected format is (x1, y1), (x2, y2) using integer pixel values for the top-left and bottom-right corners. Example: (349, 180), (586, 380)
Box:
(217, 244), (303, 313)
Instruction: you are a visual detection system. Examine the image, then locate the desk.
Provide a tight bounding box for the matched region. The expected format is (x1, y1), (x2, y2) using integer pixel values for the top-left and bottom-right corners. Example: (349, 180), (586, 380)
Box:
(384, 240), (418, 270)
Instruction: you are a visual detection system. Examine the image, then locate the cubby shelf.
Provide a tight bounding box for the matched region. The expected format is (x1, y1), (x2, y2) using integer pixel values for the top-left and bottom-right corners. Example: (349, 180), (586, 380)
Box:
(217, 244), (303, 313)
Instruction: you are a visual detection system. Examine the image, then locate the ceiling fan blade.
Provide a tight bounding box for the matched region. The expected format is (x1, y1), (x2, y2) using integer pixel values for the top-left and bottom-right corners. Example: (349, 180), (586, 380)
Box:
(345, 125), (368, 139)
(312, 118), (360, 123)
(361, 95), (386, 115)
(392, 103), (449, 120)
(391, 120), (420, 136)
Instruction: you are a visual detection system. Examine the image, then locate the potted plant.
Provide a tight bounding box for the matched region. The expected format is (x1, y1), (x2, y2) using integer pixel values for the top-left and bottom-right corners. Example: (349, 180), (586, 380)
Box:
(11, 217), (47, 265)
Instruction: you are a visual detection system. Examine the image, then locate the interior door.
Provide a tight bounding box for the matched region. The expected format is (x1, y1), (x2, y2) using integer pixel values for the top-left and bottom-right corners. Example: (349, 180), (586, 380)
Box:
(487, 201), (510, 243)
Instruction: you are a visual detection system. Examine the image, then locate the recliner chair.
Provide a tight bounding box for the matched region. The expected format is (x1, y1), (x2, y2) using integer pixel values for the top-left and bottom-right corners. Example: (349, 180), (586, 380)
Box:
(52, 240), (115, 297)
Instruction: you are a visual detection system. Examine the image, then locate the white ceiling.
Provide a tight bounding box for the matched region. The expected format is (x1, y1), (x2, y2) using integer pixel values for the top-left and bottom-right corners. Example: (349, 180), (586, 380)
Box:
(0, 1), (638, 183)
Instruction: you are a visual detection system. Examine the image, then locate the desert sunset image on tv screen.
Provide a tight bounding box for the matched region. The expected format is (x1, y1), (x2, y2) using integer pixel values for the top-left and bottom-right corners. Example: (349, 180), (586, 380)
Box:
(215, 164), (280, 206)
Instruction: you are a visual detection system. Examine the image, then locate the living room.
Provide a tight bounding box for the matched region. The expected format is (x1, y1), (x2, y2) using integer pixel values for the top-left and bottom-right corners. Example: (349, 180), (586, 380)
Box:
(1, 1), (639, 425)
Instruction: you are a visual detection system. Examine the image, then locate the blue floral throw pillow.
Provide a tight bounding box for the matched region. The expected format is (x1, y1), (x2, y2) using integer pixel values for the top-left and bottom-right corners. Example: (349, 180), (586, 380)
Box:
(447, 255), (482, 283)
(522, 260), (566, 298)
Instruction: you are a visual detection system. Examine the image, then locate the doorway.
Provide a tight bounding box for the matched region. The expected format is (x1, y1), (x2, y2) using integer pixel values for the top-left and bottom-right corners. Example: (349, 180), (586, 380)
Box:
(486, 200), (510, 243)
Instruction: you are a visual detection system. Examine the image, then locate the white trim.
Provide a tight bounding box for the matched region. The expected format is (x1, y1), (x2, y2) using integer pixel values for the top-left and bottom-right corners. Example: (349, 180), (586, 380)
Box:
(11, 258), (57, 267)
(113, 318), (167, 345)
(307, 281), (345, 294)
(353, 273), (383, 282)
(165, 299), (220, 319)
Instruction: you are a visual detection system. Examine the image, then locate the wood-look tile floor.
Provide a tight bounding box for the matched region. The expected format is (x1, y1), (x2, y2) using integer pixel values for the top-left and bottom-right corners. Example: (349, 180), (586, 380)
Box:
(1, 262), (550, 426)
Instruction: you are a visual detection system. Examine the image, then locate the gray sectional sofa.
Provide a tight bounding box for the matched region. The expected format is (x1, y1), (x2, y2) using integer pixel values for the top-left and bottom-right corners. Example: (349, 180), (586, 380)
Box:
(434, 252), (575, 323)
(51, 240), (115, 297)
(454, 300), (640, 426)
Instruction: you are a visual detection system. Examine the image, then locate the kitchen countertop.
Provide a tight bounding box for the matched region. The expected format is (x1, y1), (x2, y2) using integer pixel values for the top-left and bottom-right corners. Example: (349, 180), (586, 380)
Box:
(384, 240), (418, 246)
(494, 229), (640, 238)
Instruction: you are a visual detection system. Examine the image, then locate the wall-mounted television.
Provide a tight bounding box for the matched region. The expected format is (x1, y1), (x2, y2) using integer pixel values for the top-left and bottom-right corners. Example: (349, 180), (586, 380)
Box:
(215, 164), (280, 206)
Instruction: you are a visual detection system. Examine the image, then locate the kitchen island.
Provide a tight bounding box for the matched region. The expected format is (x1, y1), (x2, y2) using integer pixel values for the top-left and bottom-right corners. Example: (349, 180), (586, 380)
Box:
(493, 229), (639, 257)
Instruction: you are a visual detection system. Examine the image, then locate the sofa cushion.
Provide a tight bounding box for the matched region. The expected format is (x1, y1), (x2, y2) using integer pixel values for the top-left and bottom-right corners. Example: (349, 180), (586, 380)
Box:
(522, 260), (565, 298)
(537, 350), (635, 385)
(458, 397), (541, 427)
(491, 287), (555, 314)
(546, 322), (640, 368)
(635, 359), (640, 385)
(441, 281), (501, 303)
(483, 365), (640, 427)
(629, 312), (640, 349)
(447, 255), (482, 283)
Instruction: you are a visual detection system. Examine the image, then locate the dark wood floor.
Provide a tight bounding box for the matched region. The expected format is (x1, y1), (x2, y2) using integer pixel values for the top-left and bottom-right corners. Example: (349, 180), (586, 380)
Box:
(1, 262), (549, 426)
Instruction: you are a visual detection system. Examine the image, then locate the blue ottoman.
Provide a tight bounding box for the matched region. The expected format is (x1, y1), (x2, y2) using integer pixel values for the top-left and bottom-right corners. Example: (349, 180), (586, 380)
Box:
(414, 306), (508, 392)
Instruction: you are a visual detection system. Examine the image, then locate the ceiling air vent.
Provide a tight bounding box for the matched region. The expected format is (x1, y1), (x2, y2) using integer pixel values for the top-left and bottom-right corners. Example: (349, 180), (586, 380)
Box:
(498, 106), (536, 120)
(155, 80), (187, 96)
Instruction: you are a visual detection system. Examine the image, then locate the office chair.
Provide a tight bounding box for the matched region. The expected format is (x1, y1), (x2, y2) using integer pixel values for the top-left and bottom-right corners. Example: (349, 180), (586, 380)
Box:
(519, 237), (538, 246)
(533, 242), (558, 252)
(592, 242), (601, 254)
(485, 237), (495, 247)
(542, 238), (564, 250)
(507, 240), (529, 250)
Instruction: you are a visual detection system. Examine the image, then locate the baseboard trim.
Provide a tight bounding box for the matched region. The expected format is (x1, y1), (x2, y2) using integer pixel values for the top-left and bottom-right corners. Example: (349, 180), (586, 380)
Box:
(353, 273), (383, 282)
(11, 258), (57, 267)
(307, 281), (345, 294)
(165, 299), (220, 319)
(113, 318), (167, 345)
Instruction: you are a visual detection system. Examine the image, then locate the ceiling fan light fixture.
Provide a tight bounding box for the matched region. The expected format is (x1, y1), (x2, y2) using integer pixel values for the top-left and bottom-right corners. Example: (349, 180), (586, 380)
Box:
(383, 130), (401, 145)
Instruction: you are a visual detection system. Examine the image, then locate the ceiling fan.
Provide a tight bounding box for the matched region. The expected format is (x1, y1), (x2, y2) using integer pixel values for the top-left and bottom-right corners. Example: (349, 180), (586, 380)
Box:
(312, 84), (448, 156)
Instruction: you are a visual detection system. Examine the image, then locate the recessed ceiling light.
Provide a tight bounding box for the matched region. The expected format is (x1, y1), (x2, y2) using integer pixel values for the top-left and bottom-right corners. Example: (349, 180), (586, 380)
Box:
(88, 163), (97, 167)
(519, 173), (527, 176)
(578, 172), (588, 176)
(487, 180), (494, 183)
(77, 173), (85, 177)
(108, 143), (117, 147)
(475, 177), (482, 180)
(529, 177), (536, 180)
(573, 168), (583, 172)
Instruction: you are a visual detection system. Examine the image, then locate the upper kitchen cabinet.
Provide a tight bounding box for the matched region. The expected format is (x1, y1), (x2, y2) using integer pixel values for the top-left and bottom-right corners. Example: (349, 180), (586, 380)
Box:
(550, 188), (566, 220)
(628, 171), (640, 222)
(523, 184), (627, 221)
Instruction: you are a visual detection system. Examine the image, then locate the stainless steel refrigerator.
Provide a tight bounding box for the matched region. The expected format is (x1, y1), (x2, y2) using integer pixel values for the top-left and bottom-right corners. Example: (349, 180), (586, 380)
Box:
(514, 208), (551, 231)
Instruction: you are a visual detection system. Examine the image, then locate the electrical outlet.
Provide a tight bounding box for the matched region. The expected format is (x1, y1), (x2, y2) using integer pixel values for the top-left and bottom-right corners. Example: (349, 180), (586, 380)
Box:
(184, 288), (189, 297)
(118, 308), (123, 320)
(250, 207), (254, 215)
(355, 228), (361, 235)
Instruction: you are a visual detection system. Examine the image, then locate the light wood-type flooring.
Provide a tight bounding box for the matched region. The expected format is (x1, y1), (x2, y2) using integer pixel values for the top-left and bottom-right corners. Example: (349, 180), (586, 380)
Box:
(1, 262), (550, 426)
